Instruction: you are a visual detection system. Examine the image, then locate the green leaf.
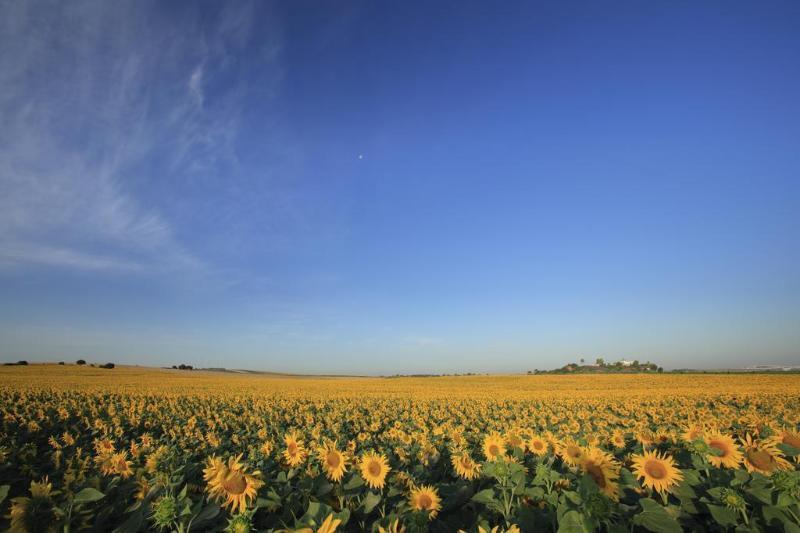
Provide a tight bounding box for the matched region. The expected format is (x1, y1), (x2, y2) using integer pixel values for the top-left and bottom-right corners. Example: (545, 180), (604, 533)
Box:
(619, 467), (638, 488)
(706, 503), (738, 528)
(73, 487), (105, 504)
(305, 501), (322, 519)
(471, 488), (498, 505)
(362, 491), (381, 514)
(0, 485), (9, 505)
(745, 484), (772, 505)
(681, 469), (703, 486)
(386, 486), (403, 498)
(776, 491), (797, 508)
(557, 510), (591, 533)
(524, 486), (545, 499)
(732, 469), (751, 485)
(673, 481), (698, 514)
(111, 510), (143, 533)
(633, 498), (682, 533)
(563, 490), (583, 506)
(777, 443), (800, 457)
(315, 480), (333, 497)
(343, 475), (364, 490)
(763, 507), (800, 533)
(192, 503), (220, 524)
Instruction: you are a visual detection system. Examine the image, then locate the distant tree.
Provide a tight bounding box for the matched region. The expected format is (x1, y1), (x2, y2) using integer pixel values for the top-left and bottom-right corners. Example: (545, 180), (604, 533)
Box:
(17, 360), (28, 366)
(658, 367), (664, 373)
(580, 358), (585, 364)
(172, 365), (178, 369)
(596, 357), (605, 366)
(633, 360), (640, 367)
(58, 361), (65, 365)
(100, 363), (115, 369)
(76, 359), (86, 365)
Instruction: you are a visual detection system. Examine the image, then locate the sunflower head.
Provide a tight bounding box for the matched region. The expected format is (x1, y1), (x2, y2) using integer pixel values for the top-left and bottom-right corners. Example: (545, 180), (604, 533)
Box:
(682, 424), (705, 443)
(205, 454), (264, 514)
(580, 447), (620, 501)
(451, 452), (481, 480)
(317, 440), (348, 482)
(409, 485), (442, 519)
(774, 428), (800, 450)
(316, 513), (343, 533)
(10, 478), (58, 533)
(150, 494), (178, 530)
(224, 510), (255, 533)
(283, 431), (308, 468)
(505, 431), (525, 452)
(527, 435), (549, 456)
(557, 440), (585, 467)
(704, 432), (743, 469)
(110, 451), (134, 478)
(740, 434), (792, 475)
(482, 432), (506, 461)
(359, 451), (391, 490)
(631, 449), (683, 494)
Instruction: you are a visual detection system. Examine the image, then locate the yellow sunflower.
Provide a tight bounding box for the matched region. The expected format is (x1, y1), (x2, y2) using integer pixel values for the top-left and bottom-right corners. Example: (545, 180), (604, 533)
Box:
(451, 452), (481, 480)
(557, 440), (584, 467)
(204, 454), (264, 513)
(317, 441), (348, 482)
(773, 428), (800, 450)
(290, 513), (343, 533)
(704, 432), (743, 469)
(9, 478), (57, 533)
(409, 484), (442, 519)
(482, 432), (506, 461)
(283, 431), (308, 468)
(610, 431), (626, 449)
(631, 449), (683, 494)
(260, 441), (274, 457)
(505, 431), (525, 452)
(377, 519), (405, 533)
(580, 447), (620, 500)
(527, 435), (549, 456)
(682, 424), (705, 443)
(740, 433), (792, 475)
(109, 451), (134, 478)
(359, 451), (391, 490)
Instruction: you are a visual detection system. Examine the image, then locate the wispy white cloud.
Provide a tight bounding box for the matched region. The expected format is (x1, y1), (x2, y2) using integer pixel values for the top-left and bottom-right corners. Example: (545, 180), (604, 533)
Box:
(405, 336), (445, 346)
(0, 0), (276, 274)
(188, 64), (205, 109)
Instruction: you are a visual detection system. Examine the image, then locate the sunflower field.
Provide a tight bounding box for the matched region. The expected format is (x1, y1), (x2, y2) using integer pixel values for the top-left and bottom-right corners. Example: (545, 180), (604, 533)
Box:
(1, 366), (799, 532)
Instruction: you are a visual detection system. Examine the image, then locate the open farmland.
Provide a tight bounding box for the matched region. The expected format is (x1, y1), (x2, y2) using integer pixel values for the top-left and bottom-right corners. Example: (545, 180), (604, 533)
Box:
(1, 365), (799, 532)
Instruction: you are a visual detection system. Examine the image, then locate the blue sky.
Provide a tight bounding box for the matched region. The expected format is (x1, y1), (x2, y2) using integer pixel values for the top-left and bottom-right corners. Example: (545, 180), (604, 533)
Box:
(1, 1), (799, 374)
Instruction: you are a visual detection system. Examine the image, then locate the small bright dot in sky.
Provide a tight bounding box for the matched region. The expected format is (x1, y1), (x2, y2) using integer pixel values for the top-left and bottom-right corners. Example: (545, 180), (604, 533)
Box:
(358, 154), (364, 160)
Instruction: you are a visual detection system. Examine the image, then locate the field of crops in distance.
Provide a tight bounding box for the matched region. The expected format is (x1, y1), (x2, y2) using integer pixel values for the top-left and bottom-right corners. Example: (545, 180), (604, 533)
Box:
(1, 365), (799, 532)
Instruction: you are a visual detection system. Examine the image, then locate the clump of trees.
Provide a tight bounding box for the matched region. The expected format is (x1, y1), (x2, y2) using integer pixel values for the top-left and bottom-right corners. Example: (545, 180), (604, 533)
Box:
(3, 360), (28, 366)
(99, 363), (115, 369)
(538, 359), (665, 374)
(171, 364), (194, 370)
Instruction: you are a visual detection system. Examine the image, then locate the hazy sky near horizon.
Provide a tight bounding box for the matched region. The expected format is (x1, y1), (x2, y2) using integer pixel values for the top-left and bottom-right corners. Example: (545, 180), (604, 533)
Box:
(1, 1), (799, 374)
